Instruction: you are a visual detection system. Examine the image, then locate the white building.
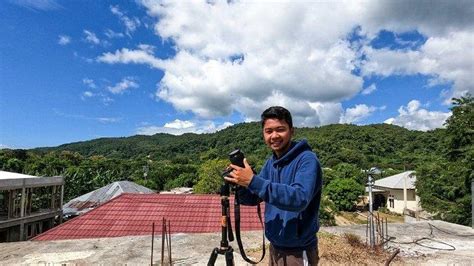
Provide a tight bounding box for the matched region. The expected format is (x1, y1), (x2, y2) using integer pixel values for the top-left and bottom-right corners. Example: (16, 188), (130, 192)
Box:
(367, 171), (421, 214)
(0, 171), (64, 242)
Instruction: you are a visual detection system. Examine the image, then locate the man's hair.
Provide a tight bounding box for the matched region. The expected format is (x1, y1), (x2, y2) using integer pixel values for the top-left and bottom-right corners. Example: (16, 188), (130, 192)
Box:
(261, 106), (293, 128)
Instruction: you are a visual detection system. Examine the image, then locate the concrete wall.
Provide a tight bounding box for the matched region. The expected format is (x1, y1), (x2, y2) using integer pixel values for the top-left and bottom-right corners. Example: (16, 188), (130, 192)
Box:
(386, 188), (420, 214)
(0, 181), (64, 242)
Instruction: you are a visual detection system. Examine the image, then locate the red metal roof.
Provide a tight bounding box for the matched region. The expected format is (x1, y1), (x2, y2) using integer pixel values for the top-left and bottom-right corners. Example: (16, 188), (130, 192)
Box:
(34, 193), (264, 241)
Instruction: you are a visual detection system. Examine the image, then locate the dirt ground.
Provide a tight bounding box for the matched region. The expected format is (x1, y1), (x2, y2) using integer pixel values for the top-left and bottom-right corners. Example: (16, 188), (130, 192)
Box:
(322, 220), (474, 265)
(0, 220), (473, 265)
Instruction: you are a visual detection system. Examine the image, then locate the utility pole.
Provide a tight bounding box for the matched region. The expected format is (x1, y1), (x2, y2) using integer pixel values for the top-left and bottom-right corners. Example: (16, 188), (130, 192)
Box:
(143, 155), (152, 180)
(367, 169), (376, 248)
(471, 179), (473, 229)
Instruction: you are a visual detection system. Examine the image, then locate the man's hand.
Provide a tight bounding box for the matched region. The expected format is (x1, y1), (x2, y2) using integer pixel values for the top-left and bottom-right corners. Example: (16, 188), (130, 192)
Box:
(224, 158), (254, 187)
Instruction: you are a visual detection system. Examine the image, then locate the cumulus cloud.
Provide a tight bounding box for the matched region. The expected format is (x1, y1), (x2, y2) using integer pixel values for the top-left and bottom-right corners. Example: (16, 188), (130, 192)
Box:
(361, 31), (474, 102)
(58, 35), (71, 45)
(136, 119), (233, 135)
(384, 100), (451, 131)
(97, 44), (164, 68)
(361, 0), (474, 37)
(105, 1), (366, 123)
(107, 77), (139, 94)
(340, 104), (381, 124)
(96, 0), (471, 129)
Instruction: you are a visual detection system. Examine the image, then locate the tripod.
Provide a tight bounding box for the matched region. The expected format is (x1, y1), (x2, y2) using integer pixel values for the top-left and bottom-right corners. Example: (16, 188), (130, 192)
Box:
(208, 182), (235, 266)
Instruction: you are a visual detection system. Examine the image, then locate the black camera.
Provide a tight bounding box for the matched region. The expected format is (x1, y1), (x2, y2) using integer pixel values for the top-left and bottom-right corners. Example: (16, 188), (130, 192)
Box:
(222, 149), (245, 178)
(229, 149), (245, 168)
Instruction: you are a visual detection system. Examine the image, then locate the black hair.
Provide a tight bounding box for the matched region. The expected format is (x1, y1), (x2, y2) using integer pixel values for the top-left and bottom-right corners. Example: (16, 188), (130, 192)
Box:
(260, 106), (293, 128)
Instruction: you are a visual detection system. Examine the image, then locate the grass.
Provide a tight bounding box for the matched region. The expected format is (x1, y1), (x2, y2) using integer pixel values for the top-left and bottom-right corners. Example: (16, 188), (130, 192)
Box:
(340, 211), (368, 224)
(247, 232), (402, 264)
(318, 231), (401, 264)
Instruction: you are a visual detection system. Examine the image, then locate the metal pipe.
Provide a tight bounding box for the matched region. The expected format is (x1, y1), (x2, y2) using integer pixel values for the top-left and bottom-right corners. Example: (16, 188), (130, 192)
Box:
(168, 220), (172, 265)
(381, 216), (384, 247)
(151, 222), (155, 265)
(368, 173), (375, 248)
(162, 218), (165, 266)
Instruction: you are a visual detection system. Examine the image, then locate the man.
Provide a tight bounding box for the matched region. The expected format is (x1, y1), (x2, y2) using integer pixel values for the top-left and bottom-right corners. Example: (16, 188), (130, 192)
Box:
(225, 106), (323, 265)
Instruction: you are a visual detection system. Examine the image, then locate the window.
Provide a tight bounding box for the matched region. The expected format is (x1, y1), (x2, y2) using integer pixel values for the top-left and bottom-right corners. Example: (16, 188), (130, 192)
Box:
(388, 195), (395, 208)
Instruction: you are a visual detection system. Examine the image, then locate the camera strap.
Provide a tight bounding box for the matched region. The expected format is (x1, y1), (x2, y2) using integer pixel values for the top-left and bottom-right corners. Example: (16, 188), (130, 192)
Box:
(234, 194), (265, 264)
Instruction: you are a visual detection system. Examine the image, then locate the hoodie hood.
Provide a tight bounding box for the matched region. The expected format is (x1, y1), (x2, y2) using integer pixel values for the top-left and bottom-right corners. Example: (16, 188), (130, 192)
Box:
(272, 139), (312, 166)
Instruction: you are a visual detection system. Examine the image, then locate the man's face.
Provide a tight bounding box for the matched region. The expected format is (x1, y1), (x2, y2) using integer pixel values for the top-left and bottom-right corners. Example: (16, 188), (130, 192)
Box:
(263, 118), (294, 158)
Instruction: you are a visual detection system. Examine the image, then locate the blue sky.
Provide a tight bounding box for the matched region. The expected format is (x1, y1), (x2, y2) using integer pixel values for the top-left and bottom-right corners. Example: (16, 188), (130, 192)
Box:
(1, 0), (472, 148)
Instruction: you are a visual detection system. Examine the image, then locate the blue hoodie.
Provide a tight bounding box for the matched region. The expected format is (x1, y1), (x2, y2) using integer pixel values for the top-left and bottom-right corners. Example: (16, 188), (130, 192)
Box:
(238, 140), (322, 250)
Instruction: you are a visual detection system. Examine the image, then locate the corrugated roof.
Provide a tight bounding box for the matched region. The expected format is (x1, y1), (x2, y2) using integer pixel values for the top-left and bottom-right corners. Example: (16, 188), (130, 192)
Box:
(374, 171), (416, 190)
(63, 181), (155, 215)
(35, 193), (265, 241)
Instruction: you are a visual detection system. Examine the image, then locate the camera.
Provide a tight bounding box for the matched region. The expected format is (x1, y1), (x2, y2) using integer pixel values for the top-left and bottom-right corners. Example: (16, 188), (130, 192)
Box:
(229, 149), (245, 168)
(221, 149), (245, 178)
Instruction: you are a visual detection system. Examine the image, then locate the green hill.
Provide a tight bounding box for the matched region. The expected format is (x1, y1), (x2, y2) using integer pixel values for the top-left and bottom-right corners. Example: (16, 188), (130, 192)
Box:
(30, 122), (444, 169)
(2, 95), (471, 226)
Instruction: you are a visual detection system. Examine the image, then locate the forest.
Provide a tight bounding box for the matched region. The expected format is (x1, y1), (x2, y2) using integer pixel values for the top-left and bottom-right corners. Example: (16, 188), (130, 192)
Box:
(1, 95), (472, 226)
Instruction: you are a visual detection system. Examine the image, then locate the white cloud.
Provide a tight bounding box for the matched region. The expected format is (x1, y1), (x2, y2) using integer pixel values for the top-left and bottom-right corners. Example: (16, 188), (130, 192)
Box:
(94, 0), (472, 128)
(104, 29), (125, 39)
(10, 0), (61, 11)
(101, 96), (114, 105)
(97, 45), (164, 69)
(361, 0), (474, 37)
(107, 77), (139, 94)
(82, 91), (94, 98)
(384, 100), (451, 131)
(164, 119), (195, 129)
(83, 30), (100, 45)
(136, 119), (233, 135)
(53, 109), (120, 124)
(97, 117), (121, 123)
(110, 5), (141, 36)
(361, 31), (474, 102)
(361, 84), (377, 95)
(340, 104), (380, 124)
(0, 144), (12, 149)
(58, 35), (71, 45)
(82, 78), (97, 89)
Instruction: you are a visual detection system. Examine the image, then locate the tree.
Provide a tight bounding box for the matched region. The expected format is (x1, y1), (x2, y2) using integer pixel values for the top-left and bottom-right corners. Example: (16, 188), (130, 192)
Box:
(325, 178), (364, 211)
(417, 94), (473, 226)
(319, 195), (337, 226)
(4, 158), (24, 173)
(445, 94), (473, 161)
(164, 172), (198, 190)
(193, 159), (228, 194)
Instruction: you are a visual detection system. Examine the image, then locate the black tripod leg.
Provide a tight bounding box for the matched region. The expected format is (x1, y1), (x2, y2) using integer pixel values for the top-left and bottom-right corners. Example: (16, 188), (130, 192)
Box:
(225, 248), (234, 266)
(208, 248), (219, 266)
